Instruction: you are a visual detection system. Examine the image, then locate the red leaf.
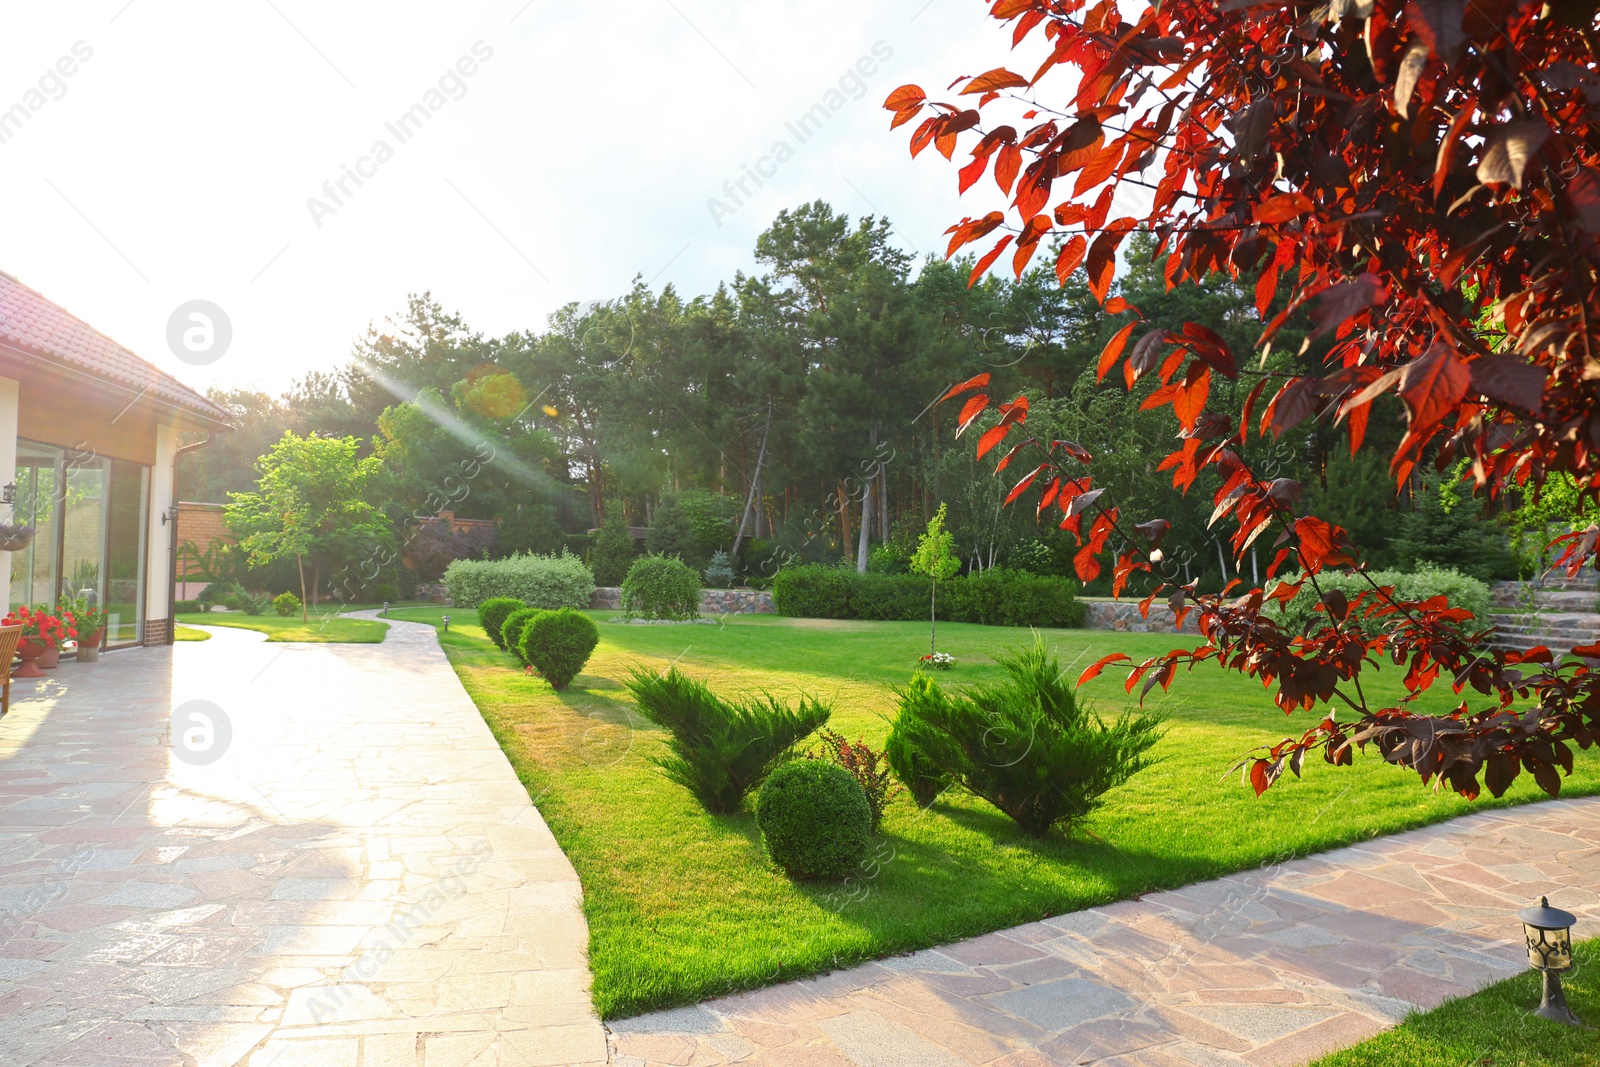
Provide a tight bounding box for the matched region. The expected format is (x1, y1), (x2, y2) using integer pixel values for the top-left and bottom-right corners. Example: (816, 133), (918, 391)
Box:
(1255, 265), (1279, 319)
(884, 85), (926, 111)
(962, 67), (1028, 94)
(1256, 192), (1312, 224)
(1004, 463), (1048, 505)
(976, 421), (1011, 459)
(1399, 344), (1471, 433)
(995, 143), (1022, 195)
(1077, 652), (1130, 688)
(1469, 354), (1546, 415)
(970, 234), (1013, 287)
(940, 372), (991, 402)
(955, 393), (990, 435)
(1311, 276), (1389, 340)
(1097, 322), (1137, 381)
(1055, 234), (1088, 286)
(1085, 231), (1119, 303)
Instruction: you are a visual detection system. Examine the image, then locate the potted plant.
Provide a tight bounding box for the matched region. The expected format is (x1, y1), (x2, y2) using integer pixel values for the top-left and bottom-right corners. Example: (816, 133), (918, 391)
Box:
(59, 596), (105, 663)
(35, 608), (71, 669)
(4, 605), (54, 678)
(0, 522), (34, 552)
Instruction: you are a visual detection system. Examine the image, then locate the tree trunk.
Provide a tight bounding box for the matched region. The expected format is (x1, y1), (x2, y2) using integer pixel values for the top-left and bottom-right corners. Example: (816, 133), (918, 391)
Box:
(930, 577), (938, 657)
(878, 466), (889, 540)
(838, 486), (853, 562)
(297, 554), (308, 623)
(733, 401), (771, 558)
(856, 468), (873, 574)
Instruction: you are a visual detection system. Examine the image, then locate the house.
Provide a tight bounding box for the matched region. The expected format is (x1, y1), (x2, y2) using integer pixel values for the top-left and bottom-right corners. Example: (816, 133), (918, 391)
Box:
(0, 270), (232, 647)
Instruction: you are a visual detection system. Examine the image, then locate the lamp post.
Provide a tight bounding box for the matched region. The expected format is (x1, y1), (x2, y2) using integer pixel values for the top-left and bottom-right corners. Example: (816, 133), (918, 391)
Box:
(441, 614), (450, 634)
(382, 600), (390, 617)
(1520, 896), (1583, 1026)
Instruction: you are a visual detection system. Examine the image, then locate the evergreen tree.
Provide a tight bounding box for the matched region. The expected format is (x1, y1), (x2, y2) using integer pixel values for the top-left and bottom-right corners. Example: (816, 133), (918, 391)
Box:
(646, 491), (699, 565)
(590, 504), (636, 586)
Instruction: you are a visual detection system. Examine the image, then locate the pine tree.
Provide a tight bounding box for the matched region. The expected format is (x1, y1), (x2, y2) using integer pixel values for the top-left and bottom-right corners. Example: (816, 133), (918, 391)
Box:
(590, 504), (636, 587)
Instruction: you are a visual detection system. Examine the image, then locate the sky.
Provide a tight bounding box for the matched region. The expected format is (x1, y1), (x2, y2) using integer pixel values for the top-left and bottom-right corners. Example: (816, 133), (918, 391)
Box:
(0, 0), (1033, 397)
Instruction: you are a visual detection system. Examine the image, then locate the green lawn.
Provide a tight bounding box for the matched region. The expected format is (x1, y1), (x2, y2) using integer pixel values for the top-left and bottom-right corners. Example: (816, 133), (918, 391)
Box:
(177, 611), (388, 643)
(173, 625), (212, 642)
(1313, 940), (1600, 1066)
(388, 606), (1600, 1019)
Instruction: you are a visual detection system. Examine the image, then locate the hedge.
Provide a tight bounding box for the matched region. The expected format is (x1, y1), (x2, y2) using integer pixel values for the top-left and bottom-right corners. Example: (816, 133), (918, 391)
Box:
(443, 550), (595, 611)
(773, 566), (1083, 628)
(1273, 563), (1490, 633)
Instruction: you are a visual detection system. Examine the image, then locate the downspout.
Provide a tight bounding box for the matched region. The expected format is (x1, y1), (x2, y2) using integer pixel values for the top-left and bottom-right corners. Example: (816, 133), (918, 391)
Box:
(167, 434), (214, 644)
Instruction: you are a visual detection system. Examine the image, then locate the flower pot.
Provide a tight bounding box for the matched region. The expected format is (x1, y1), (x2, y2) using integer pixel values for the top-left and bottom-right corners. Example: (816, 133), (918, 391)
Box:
(76, 631), (102, 663)
(37, 644), (59, 669)
(14, 638), (45, 679)
(0, 530), (35, 552)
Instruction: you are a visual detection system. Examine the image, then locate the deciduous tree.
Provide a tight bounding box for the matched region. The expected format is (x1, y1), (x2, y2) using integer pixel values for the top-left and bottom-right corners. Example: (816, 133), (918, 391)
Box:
(889, 0), (1600, 800)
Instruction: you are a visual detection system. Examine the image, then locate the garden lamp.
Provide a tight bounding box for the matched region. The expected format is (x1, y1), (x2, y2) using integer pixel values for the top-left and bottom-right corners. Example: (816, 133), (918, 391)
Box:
(441, 614), (450, 633)
(1519, 896), (1583, 1026)
(382, 600), (390, 616)
(1, 482), (13, 505)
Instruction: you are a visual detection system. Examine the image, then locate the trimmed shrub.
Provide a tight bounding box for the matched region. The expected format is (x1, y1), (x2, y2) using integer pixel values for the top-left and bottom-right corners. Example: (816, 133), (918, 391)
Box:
(476, 596), (525, 649)
(703, 549), (736, 589)
(443, 550), (595, 612)
(622, 554), (701, 620)
(772, 566), (854, 618)
(590, 505), (637, 587)
(519, 608), (599, 690)
(773, 566), (1084, 628)
(891, 641), (1165, 837)
(273, 592), (301, 617)
(756, 760), (871, 881)
(885, 675), (953, 807)
(242, 593), (271, 616)
(1273, 564), (1490, 634)
(174, 599), (204, 614)
(500, 607), (546, 663)
(806, 728), (899, 830)
(624, 666), (831, 813)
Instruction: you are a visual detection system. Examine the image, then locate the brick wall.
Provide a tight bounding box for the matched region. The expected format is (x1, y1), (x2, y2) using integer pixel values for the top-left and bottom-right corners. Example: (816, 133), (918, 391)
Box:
(174, 502), (231, 600)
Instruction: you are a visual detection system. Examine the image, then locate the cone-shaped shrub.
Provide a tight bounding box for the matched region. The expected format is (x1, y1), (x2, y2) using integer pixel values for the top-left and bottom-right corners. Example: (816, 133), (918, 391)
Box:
(476, 597), (525, 648)
(885, 674), (953, 808)
(500, 607), (547, 664)
(756, 760), (870, 880)
(518, 608), (599, 690)
(624, 666), (830, 813)
(889, 641), (1165, 837)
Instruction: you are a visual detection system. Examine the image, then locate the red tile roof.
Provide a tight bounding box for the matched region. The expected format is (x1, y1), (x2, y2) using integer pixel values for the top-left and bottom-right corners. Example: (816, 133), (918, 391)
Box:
(0, 271), (232, 426)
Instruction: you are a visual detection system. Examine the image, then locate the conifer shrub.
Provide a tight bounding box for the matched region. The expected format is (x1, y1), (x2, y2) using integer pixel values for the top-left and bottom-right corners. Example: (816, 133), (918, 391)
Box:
(476, 597), (525, 649)
(500, 607), (547, 663)
(624, 666), (830, 813)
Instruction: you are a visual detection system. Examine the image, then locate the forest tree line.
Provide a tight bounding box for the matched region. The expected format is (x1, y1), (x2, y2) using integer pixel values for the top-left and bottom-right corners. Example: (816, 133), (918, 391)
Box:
(179, 200), (1523, 597)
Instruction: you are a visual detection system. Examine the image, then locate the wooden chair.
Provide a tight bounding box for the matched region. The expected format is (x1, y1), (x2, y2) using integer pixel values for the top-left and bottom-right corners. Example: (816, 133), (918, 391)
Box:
(0, 624), (21, 715)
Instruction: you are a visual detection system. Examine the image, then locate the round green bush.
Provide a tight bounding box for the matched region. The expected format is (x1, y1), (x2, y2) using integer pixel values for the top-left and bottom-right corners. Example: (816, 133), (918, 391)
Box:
(476, 597), (525, 649)
(755, 760), (871, 880)
(621, 554), (701, 620)
(500, 607), (546, 664)
(273, 592), (301, 617)
(518, 608), (600, 690)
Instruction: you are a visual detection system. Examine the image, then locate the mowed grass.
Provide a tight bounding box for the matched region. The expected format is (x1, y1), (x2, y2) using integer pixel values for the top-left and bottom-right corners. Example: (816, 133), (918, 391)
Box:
(388, 606), (1600, 1019)
(1312, 940), (1600, 1066)
(172, 625), (212, 642)
(176, 611), (388, 643)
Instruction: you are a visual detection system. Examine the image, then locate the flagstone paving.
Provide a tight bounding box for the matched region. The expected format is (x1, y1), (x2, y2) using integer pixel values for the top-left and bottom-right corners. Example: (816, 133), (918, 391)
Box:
(609, 797), (1600, 1066)
(0, 614), (605, 1067)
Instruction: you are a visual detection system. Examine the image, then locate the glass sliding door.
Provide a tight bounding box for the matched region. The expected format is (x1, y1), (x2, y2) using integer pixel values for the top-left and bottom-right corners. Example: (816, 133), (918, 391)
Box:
(104, 460), (148, 645)
(7, 439), (149, 647)
(9, 442), (60, 608)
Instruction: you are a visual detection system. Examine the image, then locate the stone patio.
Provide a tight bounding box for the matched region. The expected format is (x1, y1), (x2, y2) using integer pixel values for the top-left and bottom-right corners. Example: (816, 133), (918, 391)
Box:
(0, 615), (605, 1066)
(609, 797), (1600, 1066)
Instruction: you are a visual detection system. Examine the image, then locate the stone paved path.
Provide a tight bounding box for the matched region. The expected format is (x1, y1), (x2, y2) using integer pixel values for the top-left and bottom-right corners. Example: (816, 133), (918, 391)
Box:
(610, 797), (1600, 1067)
(0, 614), (605, 1066)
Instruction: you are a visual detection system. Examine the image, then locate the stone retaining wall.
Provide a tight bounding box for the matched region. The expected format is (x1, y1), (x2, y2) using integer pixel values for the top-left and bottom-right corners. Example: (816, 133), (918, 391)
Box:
(1080, 599), (1199, 634)
(588, 587), (776, 615)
